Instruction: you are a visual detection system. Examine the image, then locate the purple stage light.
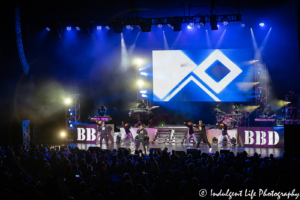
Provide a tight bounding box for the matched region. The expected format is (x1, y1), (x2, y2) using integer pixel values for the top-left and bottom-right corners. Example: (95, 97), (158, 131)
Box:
(259, 23), (264, 27)
(66, 26), (71, 31)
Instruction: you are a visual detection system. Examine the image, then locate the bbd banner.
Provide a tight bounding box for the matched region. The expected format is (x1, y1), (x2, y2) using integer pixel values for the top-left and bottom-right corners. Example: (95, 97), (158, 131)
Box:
(73, 124), (114, 144)
(238, 127), (284, 148)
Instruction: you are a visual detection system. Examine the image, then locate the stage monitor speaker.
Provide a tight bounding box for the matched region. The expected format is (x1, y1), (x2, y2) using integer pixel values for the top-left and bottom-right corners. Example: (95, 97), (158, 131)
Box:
(149, 148), (162, 154)
(284, 124), (300, 158)
(176, 151), (186, 157)
(60, 146), (67, 151)
(220, 150), (231, 156)
(88, 147), (101, 152)
(187, 149), (198, 155)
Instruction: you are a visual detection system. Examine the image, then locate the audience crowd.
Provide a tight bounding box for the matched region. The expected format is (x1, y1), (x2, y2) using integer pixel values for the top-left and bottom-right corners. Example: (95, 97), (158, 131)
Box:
(0, 144), (299, 200)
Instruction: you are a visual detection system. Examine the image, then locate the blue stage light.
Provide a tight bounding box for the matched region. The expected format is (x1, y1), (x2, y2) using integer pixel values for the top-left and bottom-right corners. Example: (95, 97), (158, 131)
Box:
(66, 26), (71, 31)
(187, 25), (192, 29)
(142, 94), (147, 98)
(46, 27), (50, 31)
(259, 23), (264, 27)
(76, 26), (80, 31)
(140, 90), (147, 94)
(97, 26), (102, 30)
(140, 72), (148, 76)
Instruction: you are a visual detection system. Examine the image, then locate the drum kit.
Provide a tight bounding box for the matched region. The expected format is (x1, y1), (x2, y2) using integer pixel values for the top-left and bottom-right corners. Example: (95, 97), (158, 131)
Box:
(214, 106), (244, 129)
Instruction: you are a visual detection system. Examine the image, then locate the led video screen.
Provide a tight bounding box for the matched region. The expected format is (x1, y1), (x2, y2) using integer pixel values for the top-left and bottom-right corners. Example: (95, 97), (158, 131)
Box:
(153, 49), (253, 102)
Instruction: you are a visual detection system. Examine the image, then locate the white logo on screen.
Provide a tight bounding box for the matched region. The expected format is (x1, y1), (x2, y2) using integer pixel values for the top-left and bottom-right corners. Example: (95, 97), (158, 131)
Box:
(244, 131), (279, 145)
(153, 50), (242, 101)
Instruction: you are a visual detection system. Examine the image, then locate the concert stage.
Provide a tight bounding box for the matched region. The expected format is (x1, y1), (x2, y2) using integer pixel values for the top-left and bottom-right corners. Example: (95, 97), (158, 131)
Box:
(66, 142), (284, 158)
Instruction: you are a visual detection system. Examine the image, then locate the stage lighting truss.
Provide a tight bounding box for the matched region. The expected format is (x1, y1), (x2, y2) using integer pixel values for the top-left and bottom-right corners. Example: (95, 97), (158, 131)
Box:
(188, 19), (194, 27)
(34, 14), (241, 33)
(221, 16), (229, 25)
(65, 94), (80, 132)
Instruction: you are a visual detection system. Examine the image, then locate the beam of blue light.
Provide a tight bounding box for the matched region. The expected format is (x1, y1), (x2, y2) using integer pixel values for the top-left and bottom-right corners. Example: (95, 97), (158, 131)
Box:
(163, 31), (169, 50)
(140, 72), (148, 76)
(187, 25), (192, 29)
(142, 94), (147, 98)
(259, 23), (264, 27)
(140, 90), (147, 94)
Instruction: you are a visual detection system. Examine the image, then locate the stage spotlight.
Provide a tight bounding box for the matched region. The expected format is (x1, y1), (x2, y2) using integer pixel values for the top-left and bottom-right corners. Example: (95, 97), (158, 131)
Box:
(217, 24), (220, 27)
(140, 72), (148, 76)
(131, 26), (134, 30)
(222, 17), (229, 25)
(61, 132), (66, 137)
(46, 27), (50, 31)
(187, 25), (192, 29)
(105, 26), (110, 30)
(157, 23), (163, 28)
(200, 17), (206, 27)
(76, 26), (80, 31)
(126, 25), (131, 29)
(97, 26), (102, 30)
(134, 58), (143, 66)
(241, 23), (245, 27)
(188, 20), (194, 27)
(70, 124), (73, 127)
(64, 98), (71, 105)
(156, 20), (163, 28)
(259, 23), (264, 27)
(196, 24), (201, 29)
(167, 23), (172, 28)
(137, 80), (144, 86)
(140, 90), (147, 94)
(66, 26), (72, 31)
(142, 94), (147, 98)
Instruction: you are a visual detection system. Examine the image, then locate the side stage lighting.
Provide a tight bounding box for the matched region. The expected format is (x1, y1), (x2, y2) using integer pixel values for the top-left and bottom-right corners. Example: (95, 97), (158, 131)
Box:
(137, 80), (144, 86)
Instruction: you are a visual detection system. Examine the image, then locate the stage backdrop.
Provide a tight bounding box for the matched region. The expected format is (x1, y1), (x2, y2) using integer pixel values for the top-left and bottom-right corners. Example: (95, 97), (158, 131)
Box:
(237, 127), (284, 148)
(73, 124), (114, 144)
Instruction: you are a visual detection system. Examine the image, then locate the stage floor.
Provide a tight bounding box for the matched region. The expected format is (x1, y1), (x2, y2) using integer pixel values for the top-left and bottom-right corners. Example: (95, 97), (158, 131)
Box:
(67, 142), (284, 158)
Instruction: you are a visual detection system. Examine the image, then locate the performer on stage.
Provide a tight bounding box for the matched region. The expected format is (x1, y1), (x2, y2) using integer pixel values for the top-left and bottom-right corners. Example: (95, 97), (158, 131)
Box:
(216, 122), (233, 149)
(95, 120), (109, 149)
(136, 125), (148, 154)
(184, 122), (198, 149)
(98, 105), (107, 116)
(194, 120), (212, 152)
(137, 99), (147, 108)
(122, 123), (136, 147)
(263, 105), (275, 118)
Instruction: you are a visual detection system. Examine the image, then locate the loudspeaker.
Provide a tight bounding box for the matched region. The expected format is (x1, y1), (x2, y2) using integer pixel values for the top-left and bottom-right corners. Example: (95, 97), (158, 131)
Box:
(60, 146), (67, 151)
(220, 150), (230, 156)
(88, 147), (101, 152)
(187, 149), (198, 155)
(284, 124), (300, 158)
(176, 151), (186, 157)
(149, 148), (162, 154)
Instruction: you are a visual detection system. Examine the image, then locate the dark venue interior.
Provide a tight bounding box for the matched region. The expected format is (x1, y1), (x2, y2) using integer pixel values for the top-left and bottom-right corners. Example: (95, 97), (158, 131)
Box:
(0, 0), (300, 199)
